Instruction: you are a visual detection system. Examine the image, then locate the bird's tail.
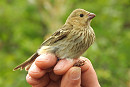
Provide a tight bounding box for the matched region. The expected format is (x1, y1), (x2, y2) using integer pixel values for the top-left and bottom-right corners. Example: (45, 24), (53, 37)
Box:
(13, 52), (39, 71)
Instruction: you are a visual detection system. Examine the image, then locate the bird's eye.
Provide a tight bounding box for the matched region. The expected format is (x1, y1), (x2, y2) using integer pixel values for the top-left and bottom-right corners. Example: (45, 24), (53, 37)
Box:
(80, 14), (84, 17)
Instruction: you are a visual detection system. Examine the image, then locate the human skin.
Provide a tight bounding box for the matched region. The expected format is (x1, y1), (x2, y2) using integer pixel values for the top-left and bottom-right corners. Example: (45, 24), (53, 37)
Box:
(26, 53), (100, 87)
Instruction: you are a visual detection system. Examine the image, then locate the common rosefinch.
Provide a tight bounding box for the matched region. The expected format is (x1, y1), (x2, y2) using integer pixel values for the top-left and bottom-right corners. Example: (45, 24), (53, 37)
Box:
(14, 9), (96, 71)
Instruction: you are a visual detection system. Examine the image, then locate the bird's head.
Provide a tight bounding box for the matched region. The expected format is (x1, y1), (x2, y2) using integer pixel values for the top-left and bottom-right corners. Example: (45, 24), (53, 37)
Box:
(66, 9), (96, 27)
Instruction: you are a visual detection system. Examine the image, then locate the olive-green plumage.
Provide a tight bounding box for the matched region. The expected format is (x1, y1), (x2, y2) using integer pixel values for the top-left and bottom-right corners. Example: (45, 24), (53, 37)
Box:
(14, 9), (96, 71)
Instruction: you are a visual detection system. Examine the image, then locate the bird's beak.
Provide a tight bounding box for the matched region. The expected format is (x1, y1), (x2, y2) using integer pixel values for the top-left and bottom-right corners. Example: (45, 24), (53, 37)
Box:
(88, 13), (96, 20)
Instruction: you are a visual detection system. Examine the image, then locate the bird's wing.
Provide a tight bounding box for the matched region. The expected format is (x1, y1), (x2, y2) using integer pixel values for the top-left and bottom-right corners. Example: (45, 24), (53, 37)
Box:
(40, 25), (72, 46)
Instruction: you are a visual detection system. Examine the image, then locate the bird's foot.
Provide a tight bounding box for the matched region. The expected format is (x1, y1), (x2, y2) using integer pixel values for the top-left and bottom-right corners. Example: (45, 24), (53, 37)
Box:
(73, 60), (86, 67)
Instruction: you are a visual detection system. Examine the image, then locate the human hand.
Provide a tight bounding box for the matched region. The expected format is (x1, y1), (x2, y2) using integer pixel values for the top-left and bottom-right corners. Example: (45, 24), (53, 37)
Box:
(26, 53), (100, 87)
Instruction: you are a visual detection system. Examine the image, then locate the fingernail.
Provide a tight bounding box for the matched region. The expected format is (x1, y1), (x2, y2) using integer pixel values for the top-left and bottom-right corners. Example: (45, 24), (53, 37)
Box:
(69, 67), (81, 80)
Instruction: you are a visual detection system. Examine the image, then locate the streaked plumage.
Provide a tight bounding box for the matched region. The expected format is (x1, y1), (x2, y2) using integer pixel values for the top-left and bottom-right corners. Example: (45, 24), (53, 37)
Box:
(14, 9), (96, 71)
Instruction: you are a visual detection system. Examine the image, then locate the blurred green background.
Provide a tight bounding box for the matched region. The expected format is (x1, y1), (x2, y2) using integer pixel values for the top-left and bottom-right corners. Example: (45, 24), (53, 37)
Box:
(0, 0), (130, 87)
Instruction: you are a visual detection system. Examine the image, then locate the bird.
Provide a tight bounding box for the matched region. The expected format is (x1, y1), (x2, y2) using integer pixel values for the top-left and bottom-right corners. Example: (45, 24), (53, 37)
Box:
(13, 8), (96, 71)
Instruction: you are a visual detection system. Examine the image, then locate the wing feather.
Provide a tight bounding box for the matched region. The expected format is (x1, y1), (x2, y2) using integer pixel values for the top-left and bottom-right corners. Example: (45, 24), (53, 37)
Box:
(40, 25), (72, 46)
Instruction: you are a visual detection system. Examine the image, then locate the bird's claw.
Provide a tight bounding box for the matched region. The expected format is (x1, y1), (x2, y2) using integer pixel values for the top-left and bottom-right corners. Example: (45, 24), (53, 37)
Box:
(73, 60), (86, 67)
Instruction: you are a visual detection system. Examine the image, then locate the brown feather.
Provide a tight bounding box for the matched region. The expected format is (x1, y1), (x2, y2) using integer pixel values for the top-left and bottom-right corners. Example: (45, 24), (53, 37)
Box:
(13, 53), (39, 71)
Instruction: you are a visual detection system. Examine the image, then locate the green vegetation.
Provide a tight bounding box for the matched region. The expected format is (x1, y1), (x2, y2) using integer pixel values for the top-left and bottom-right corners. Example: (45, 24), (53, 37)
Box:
(0, 0), (129, 87)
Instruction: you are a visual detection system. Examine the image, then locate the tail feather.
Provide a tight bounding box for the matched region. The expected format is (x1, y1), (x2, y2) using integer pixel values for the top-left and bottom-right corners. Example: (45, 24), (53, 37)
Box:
(25, 63), (33, 71)
(13, 52), (39, 71)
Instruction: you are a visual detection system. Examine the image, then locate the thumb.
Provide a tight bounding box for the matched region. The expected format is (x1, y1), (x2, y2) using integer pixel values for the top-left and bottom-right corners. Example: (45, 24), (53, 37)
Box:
(61, 67), (81, 87)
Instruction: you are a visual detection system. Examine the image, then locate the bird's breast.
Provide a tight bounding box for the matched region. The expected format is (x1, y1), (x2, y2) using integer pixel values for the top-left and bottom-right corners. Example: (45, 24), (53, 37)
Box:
(52, 28), (95, 59)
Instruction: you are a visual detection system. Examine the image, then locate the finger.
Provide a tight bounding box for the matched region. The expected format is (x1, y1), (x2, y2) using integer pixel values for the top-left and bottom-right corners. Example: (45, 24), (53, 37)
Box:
(46, 80), (60, 87)
(80, 57), (100, 87)
(26, 74), (50, 87)
(28, 62), (46, 79)
(49, 71), (61, 81)
(78, 57), (91, 72)
(26, 74), (39, 85)
(61, 67), (81, 87)
(53, 59), (76, 75)
(35, 53), (57, 69)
